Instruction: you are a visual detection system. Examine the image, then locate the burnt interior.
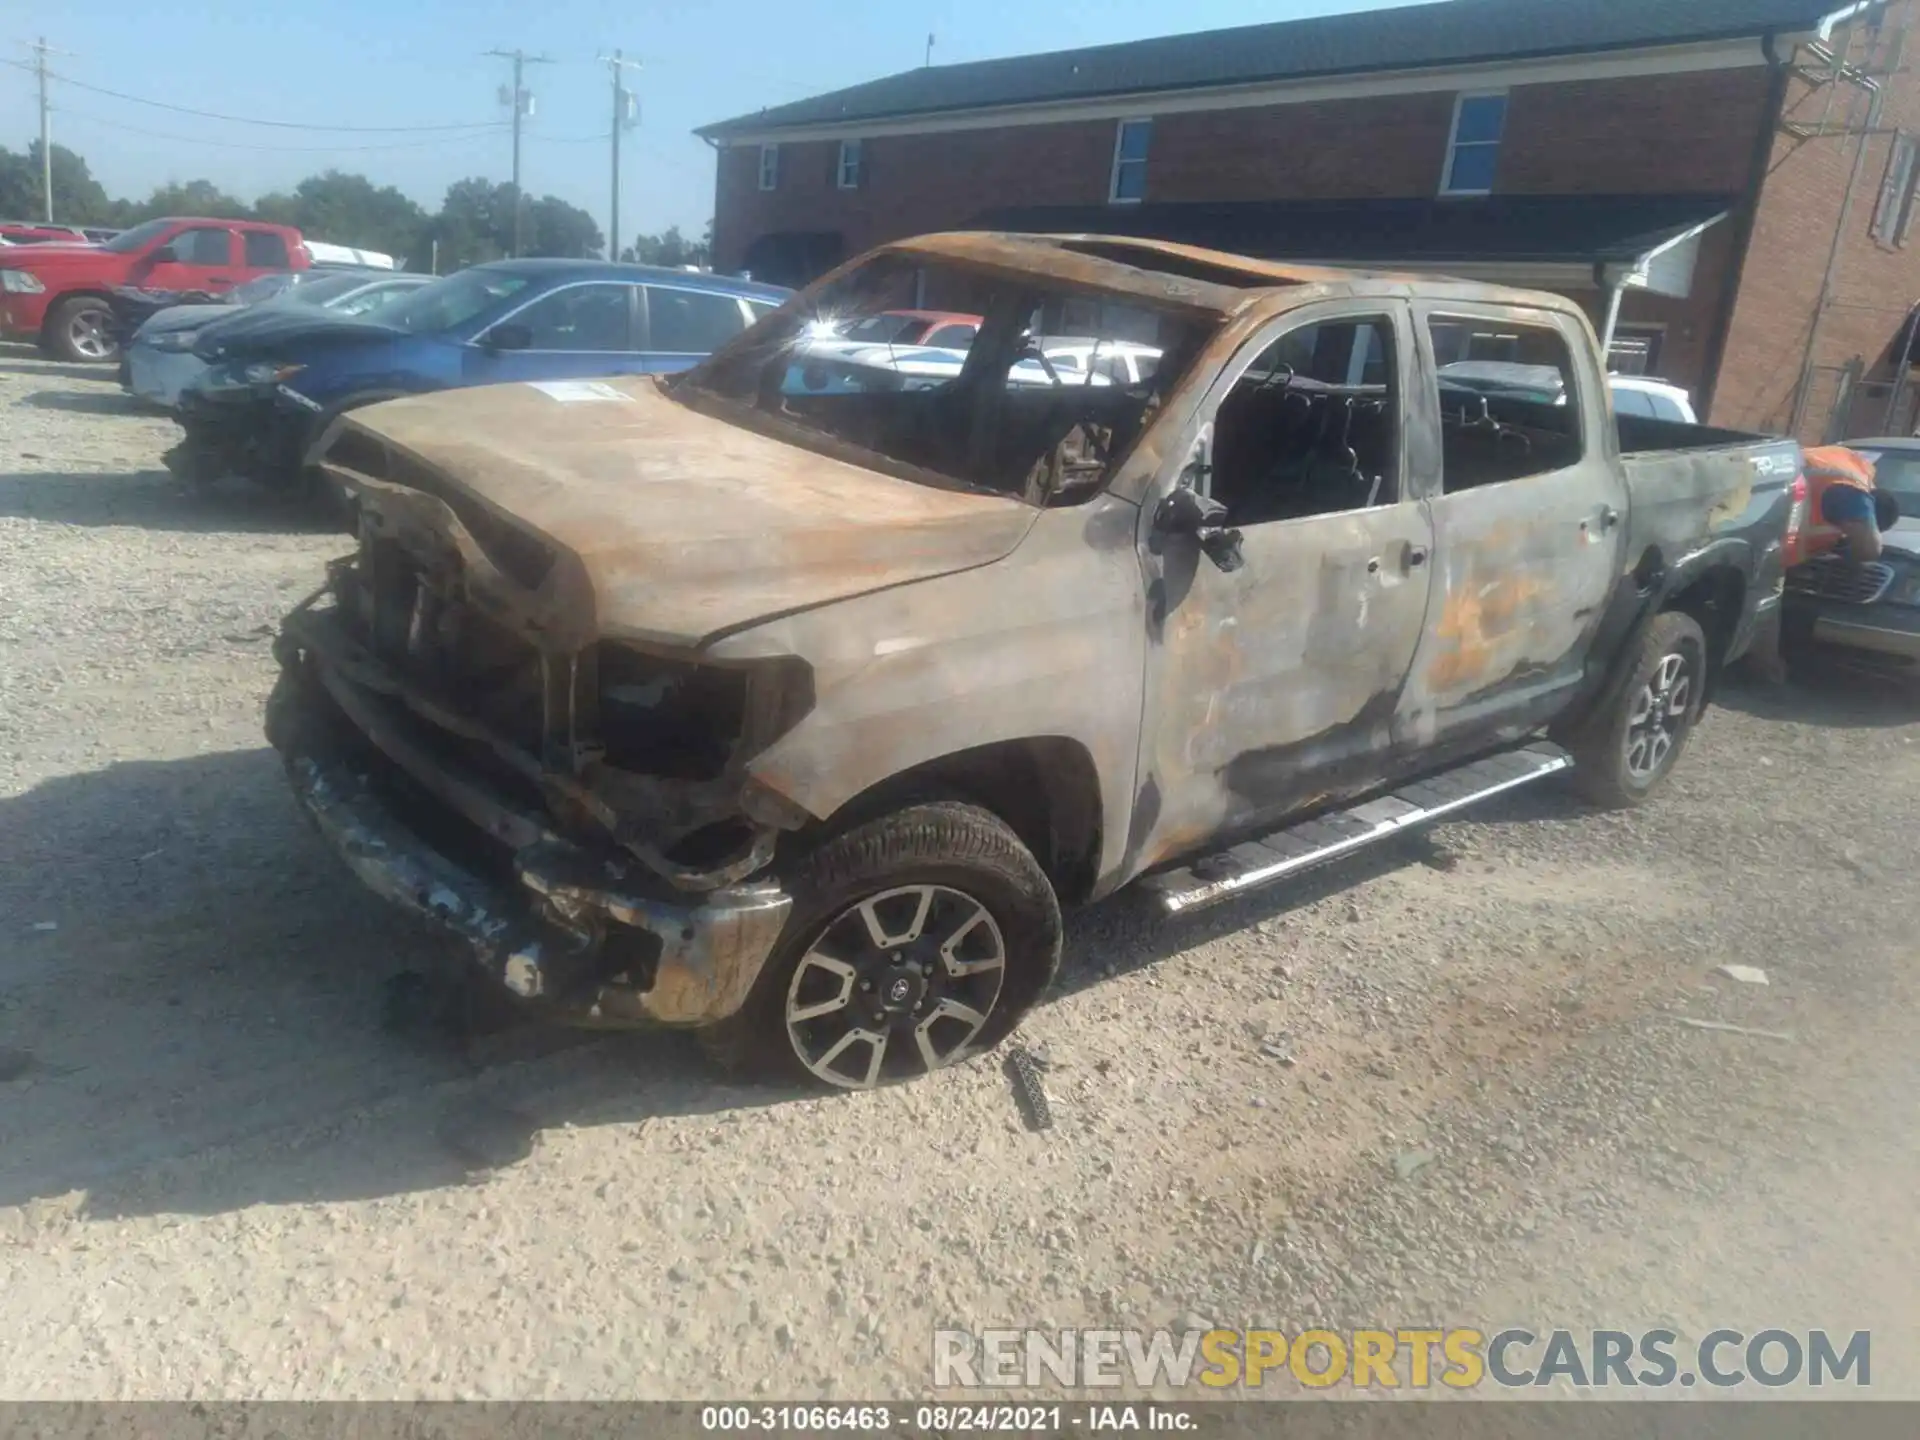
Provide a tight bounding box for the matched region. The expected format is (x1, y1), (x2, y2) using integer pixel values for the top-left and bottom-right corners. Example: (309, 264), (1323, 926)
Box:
(1210, 315), (1400, 523)
(681, 251), (1214, 503)
(596, 643), (747, 780)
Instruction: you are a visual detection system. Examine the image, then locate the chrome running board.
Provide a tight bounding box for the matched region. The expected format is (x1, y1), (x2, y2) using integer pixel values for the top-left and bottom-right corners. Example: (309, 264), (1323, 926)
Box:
(1140, 742), (1573, 916)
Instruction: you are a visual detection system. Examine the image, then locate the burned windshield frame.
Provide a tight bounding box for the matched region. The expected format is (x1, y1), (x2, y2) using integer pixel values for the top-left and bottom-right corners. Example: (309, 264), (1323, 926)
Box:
(675, 254), (1213, 503)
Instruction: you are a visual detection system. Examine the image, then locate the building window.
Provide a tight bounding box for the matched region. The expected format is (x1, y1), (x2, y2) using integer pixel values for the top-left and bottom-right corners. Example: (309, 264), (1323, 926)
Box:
(1442, 92), (1507, 196)
(837, 140), (863, 190)
(758, 145), (780, 192)
(1109, 118), (1152, 204)
(1608, 325), (1666, 377)
(1876, 132), (1919, 245)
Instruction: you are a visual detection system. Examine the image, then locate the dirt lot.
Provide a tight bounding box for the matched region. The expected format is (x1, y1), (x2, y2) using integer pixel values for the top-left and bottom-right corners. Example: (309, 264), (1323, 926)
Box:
(1, 346), (1916, 1401)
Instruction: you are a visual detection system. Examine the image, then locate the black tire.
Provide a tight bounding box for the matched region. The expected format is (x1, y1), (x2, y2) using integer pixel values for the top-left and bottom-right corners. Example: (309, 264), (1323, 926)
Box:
(45, 295), (118, 363)
(700, 801), (1063, 1091)
(1566, 610), (1708, 809)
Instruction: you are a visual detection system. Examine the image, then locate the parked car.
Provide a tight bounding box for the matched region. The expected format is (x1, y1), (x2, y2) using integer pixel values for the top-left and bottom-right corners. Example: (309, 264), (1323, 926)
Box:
(123, 268), (434, 408)
(1437, 360), (1700, 424)
(108, 272), (303, 351)
(793, 335), (1160, 394)
(265, 232), (1799, 1091)
(0, 216), (311, 361)
(303, 241), (398, 270)
(80, 227), (123, 245)
(1608, 375), (1698, 424)
(1780, 436), (1920, 670)
(807, 308), (983, 353)
(166, 258), (790, 495)
(0, 221), (90, 246)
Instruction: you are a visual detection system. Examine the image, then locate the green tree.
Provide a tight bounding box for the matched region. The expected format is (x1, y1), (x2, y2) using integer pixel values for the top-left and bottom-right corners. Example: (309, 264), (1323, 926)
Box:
(427, 176), (514, 270)
(0, 142), (113, 224)
(621, 223), (711, 269)
(126, 178), (252, 221)
(525, 193), (603, 259)
(253, 170), (430, 266)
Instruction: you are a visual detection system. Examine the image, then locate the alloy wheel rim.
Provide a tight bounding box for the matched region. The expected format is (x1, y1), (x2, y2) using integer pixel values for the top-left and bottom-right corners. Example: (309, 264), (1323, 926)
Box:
(68, 308), (113, 360)
(1625, 650), (1693, 780)
(785, 883), (1007, 1090)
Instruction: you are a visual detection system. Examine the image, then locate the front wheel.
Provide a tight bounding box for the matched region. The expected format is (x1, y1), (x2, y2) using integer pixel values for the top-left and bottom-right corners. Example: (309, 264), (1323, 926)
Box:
(1566, 611), (1708, 808)
(46, 296), (119, 363)
(700, 801), (1062, 1091)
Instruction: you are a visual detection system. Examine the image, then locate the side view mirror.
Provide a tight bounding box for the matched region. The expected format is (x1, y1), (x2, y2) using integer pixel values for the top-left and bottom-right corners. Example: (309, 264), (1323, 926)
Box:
(1155, 483), (1245, 573)
(484, 322), (532, 352)
(149, 244), (179, 263)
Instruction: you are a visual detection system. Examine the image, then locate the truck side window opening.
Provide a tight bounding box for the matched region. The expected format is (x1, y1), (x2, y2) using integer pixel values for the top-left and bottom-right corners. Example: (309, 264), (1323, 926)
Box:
(175, 228), (233, 266)
(1429, 316), (1584, 491)
(1206, 317), (1400, 525)
(243, 231), (291, 269)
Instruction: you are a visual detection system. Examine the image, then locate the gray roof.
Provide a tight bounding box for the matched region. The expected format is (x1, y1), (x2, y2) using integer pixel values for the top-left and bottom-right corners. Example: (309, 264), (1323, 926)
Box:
(699, 0), (1850, 138)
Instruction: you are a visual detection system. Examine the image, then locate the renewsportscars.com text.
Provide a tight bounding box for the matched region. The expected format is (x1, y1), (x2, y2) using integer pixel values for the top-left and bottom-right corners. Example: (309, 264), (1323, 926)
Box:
(931, 1327), (1871, 1390)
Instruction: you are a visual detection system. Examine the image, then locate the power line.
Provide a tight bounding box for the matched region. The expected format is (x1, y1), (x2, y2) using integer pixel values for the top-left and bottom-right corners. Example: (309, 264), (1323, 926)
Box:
(58, 108), (511, 153)
(0, 57), (504, 132)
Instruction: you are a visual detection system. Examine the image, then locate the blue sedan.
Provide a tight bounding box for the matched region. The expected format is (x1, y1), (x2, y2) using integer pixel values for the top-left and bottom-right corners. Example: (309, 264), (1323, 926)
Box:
(166, 258), (791, 495)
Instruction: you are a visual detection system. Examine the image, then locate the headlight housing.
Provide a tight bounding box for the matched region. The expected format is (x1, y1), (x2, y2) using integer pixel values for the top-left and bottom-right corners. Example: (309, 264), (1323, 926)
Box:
(243, 361), (304, 386)
(149, 330), (200, 353)
(0, 268), (45, 294)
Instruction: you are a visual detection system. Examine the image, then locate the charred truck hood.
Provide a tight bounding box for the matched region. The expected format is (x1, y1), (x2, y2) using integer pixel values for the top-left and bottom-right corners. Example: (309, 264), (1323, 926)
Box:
(315, 374), (1039, 652)
(271, 372), (1042, 1023)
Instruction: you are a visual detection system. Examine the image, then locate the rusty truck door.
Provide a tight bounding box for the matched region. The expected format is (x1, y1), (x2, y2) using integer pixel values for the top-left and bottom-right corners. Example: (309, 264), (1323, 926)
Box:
(1398, 301), (1628, 752)
(1129, 300), (1435, 875)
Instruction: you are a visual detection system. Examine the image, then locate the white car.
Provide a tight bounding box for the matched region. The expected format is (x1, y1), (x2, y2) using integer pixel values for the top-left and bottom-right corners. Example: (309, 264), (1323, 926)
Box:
(1607, 374), (1698, 424)
(796, 333), (1161, 391)
(1437, 360), (1699, 424)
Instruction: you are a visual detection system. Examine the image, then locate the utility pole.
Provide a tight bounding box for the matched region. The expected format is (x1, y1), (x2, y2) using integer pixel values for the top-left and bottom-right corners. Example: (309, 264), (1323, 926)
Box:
(600, 50), (642, 262)
(486, 48), (554, 256)
(32, 38), (54, 222)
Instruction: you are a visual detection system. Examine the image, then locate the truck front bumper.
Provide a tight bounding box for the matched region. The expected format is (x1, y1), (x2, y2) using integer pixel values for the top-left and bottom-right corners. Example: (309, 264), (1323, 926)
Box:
(126, 345), (209, 410)
(267, 645), (793, 1028)
(0, 295), (48, 342)
(169, 388), (308, 489)
(1782, 593), (1920, 666)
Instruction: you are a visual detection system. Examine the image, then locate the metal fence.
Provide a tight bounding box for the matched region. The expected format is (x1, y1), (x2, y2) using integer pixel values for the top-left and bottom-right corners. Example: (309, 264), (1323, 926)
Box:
(1815, 358), (1920, 441)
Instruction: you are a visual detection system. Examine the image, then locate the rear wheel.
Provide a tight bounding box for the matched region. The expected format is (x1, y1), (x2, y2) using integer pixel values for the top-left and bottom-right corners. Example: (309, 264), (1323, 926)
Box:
(1566, 611), (1707, 808)
(46, 296), (118, 363)
(700, 801), (1062, 1091)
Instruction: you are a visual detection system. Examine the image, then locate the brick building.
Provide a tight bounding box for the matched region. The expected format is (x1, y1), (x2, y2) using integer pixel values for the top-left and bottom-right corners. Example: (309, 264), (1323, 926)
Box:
(699, 0), (1920, 440)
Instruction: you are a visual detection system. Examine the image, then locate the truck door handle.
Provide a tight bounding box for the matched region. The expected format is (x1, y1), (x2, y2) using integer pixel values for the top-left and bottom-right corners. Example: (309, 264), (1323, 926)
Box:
(1406, 546), (1429, 569)
(1600, 507), (1620, 531)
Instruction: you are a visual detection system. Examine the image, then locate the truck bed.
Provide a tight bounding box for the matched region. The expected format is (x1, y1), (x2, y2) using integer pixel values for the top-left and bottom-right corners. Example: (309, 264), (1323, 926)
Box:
(1614, 416), (1800, 655)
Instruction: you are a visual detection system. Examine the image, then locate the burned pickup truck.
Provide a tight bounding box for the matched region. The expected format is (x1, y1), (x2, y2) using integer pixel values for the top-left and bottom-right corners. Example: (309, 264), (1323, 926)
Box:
(267, 233), (1800, 1090)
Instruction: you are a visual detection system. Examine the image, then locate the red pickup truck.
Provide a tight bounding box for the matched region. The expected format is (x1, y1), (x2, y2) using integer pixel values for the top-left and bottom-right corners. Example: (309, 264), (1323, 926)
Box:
(0, 216), (310, 362)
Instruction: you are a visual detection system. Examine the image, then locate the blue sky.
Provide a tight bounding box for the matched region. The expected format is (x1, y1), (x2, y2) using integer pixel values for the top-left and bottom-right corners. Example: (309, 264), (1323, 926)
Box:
(1, 0), (1377, 244)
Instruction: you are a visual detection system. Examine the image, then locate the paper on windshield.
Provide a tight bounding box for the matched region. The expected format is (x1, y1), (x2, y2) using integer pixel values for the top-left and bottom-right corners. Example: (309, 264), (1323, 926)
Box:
(526, 380), (634, 404)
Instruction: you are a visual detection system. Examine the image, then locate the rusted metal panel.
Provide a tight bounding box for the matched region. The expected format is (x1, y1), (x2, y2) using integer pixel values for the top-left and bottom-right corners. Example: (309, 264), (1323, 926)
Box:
(284, 747), (790, 1025)
(326, 376), (1040, 652)
(1396, 300), (1629, 746)
(708, 491), (1150, 889)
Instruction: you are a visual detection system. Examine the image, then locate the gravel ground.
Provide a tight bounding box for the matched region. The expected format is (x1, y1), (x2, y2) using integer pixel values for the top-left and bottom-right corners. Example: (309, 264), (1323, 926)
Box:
(1, 347), (1915, 1401)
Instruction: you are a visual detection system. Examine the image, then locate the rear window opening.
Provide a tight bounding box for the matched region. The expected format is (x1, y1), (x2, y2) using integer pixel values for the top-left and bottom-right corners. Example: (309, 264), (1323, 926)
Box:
(676, 252), (1215, 505)
(1054, 240), (1307, 291)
